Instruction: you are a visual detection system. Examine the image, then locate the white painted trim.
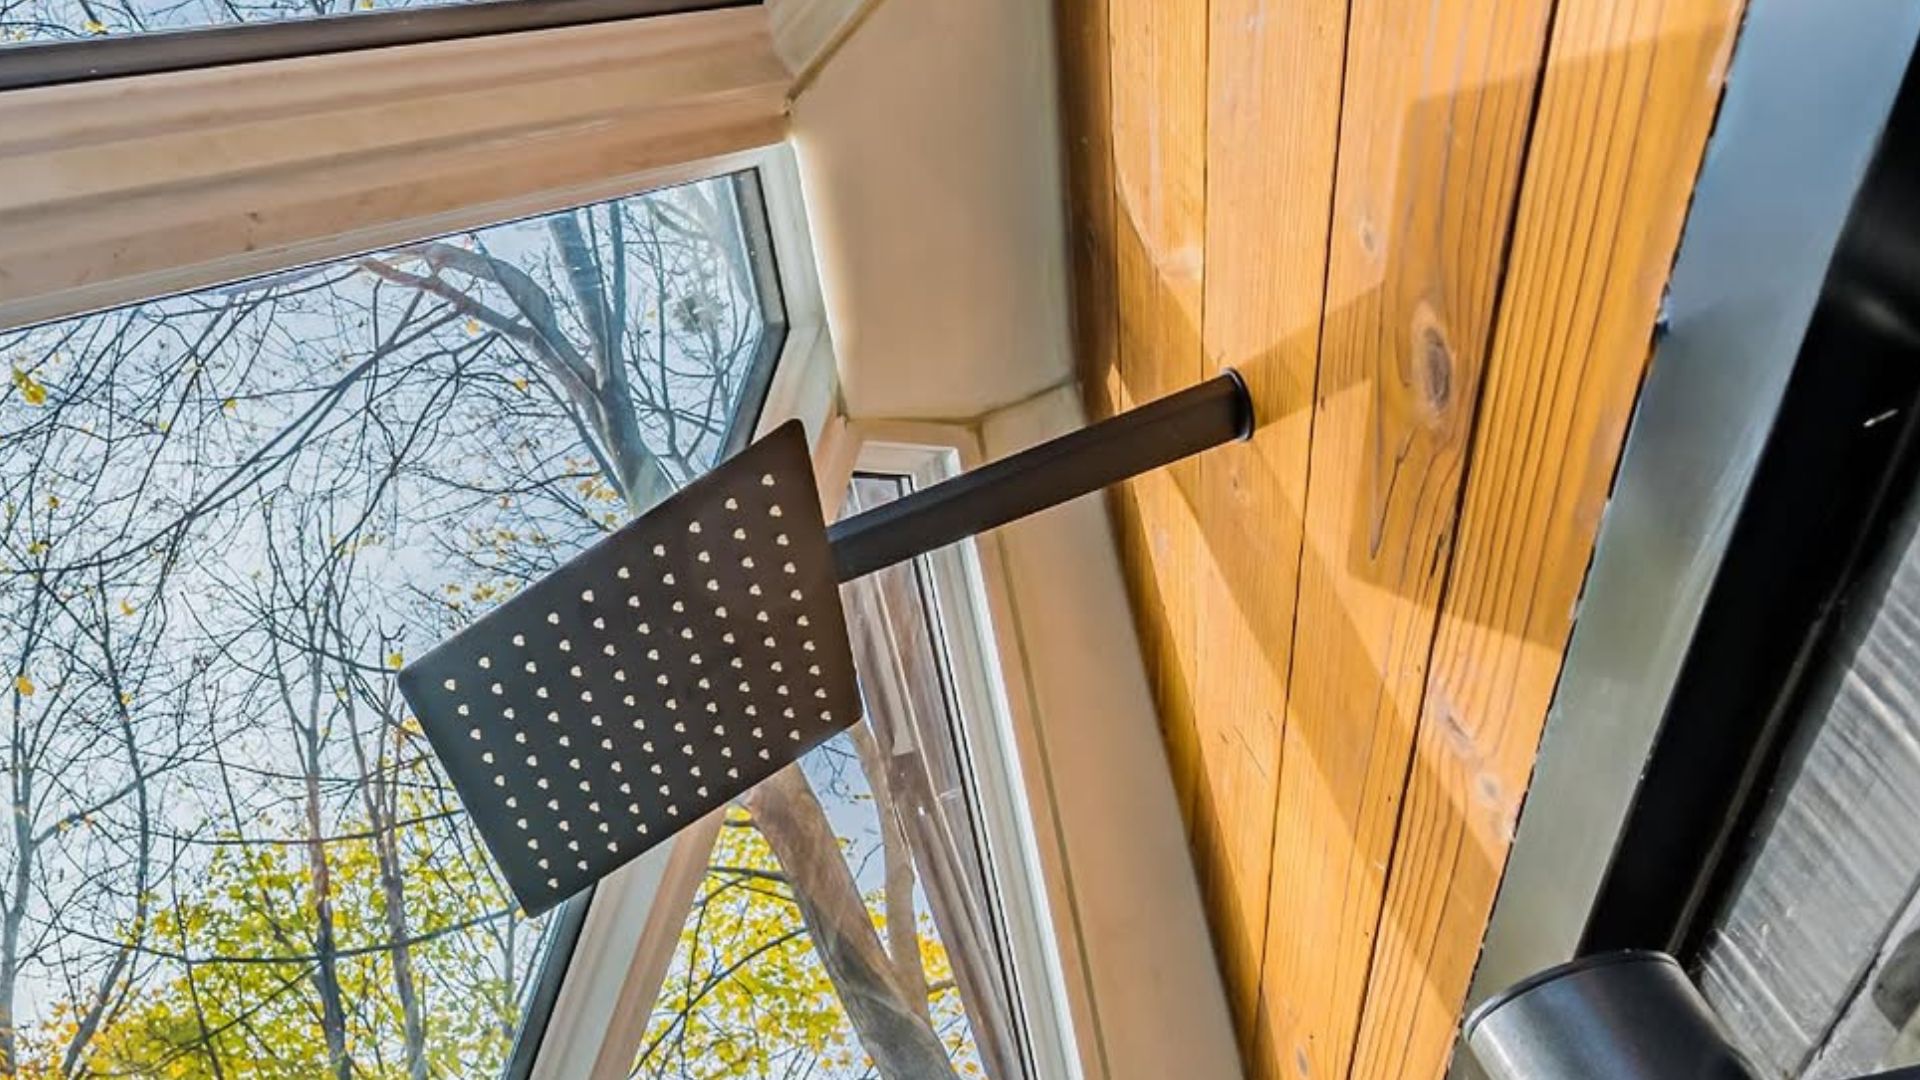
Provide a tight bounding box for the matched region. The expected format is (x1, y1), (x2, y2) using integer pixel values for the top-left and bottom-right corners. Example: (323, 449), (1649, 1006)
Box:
(531, 840), (684, 1080)
(977, 386), (1244, 1080)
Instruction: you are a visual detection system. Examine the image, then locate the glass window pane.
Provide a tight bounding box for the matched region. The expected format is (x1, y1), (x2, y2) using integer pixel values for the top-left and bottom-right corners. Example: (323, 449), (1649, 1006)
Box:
(7, 0), (478, 44)
(0, 172), (780, 1076)
(630, 475), (1029, 1080)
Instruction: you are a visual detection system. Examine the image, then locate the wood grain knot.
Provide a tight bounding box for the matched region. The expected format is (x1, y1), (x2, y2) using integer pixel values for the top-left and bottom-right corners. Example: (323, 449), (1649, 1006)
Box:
(1358, 217), (1382, 260)
(1411, 306), (1454, 415)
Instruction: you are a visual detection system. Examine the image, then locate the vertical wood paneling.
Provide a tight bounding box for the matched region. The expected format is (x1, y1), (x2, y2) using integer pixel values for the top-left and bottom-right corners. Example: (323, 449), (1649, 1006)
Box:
(1258, 1), (1552, 1077)
(1351, 2), (1742, 1075)
(1194, 0), (1347, 1057)
(1053, 0), (1744, 1072)
(1104, 0), (1210, 829)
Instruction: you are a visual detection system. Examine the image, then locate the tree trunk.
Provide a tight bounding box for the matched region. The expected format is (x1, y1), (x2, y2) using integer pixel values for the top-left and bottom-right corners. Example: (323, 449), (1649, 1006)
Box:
(744, 767), (959, 1080)
(297, 680), (353, 1080)
(0, 769), (29, 1077)
(346, 672), (428, 1080)
(62, 703), (150, 1078)
(376, 830), (428, 1080)
(850, 724), (932, 1022)
(303, 780), (353, 1080)
(364, 772), (427, 1079)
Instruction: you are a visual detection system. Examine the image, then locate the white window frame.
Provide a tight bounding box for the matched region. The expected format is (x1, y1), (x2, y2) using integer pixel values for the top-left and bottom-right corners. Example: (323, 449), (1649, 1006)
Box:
(847, 430), (1087, 1080)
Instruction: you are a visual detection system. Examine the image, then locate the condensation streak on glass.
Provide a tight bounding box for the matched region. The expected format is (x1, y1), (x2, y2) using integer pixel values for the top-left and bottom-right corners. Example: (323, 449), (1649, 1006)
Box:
(629, 475), (1029, 1080)
(0, 173), (773, 1076)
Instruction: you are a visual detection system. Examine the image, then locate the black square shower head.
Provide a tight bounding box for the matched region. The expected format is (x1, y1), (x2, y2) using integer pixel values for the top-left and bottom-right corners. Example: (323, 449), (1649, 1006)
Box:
(399, 421), (861, 916)
(398, 372), (1252, 916)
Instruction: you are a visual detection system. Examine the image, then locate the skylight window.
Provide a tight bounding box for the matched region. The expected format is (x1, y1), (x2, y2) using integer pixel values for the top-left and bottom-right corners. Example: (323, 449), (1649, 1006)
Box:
(0, 171), (780, 1076)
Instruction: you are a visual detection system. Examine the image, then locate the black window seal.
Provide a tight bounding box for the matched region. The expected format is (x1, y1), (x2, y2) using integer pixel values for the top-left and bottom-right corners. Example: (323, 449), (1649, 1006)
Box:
(0, 0), (753, 93)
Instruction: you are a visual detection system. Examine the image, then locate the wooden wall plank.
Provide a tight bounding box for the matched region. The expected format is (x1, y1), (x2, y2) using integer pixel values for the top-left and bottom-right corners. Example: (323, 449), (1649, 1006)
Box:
(1256, 1), (1554, 1077)
(1104, 0), (1210, 830)
(1192, 0), (1347, 1059)
(1350, 1), (1745, 1076)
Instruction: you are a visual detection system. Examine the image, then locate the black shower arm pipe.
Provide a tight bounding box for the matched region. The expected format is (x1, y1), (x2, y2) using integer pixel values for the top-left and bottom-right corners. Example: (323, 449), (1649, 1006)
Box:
(827, 370), (1255, 583)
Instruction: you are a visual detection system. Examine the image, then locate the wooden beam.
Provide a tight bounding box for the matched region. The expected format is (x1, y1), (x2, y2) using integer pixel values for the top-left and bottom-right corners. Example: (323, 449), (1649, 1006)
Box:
(1256, 1), (1555, 1077)
(1350, 1), (1745, 1076)
(1191, 0), (1346, 1058)
(0, 8), (789, 331)
(1105, 0), (1209, 837)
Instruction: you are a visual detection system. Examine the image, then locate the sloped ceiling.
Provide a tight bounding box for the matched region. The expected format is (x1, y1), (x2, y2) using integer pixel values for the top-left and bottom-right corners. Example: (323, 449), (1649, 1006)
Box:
(789, 0), (1074, 421)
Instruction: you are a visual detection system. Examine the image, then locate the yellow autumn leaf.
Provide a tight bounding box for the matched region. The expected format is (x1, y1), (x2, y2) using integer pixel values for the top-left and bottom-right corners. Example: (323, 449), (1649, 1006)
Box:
(11, 368), (46, 407)
(512, 377), (529, 393)
(119, 691), (133, 706)
(13, 675), (32, 697)
(25, 540), (47, 556)
(221, 397), (237, 414)
(464, 318), (481, 336)
(118, 598), (136, 617)
(357, 0), (373, 8)
(387, 651), (404, 669)
(82, 17), (106, 33)
(45, 495), (58, 509)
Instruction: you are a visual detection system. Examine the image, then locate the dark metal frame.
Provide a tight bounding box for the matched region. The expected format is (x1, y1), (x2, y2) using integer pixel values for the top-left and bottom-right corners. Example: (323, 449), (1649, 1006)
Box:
(0, 0), (750, 92)
(1581, 45), (1920, 959)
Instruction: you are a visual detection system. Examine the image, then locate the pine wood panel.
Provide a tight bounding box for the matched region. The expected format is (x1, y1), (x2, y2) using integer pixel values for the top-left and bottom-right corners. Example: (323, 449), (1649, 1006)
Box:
(1104, 0), (1209, 832)
(1191, 0), (1346, 1053)
(1257, 2), (1553, 1077)
(1350, 6), (1749, 1073)
(1052, 0), (1743, 1074)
